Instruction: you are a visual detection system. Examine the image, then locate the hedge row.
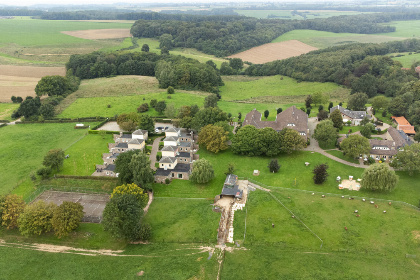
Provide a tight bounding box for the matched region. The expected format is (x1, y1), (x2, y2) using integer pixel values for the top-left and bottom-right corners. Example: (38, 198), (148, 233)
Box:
(0, 119), (10, 123)
(54, 175), (119, 181)
(88, 130), (122, 135)
(0, 123), (7, 128)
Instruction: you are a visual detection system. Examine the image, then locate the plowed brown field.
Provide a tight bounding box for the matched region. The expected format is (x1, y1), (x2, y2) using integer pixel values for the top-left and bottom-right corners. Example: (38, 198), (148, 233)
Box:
(61, 29), (131, 40)
(228, 40), (318, 64)
(0, 65), (65, 102)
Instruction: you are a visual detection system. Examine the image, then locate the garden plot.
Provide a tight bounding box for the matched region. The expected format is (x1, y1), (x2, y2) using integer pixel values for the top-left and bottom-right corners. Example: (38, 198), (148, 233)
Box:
(33, 190), (110, 223)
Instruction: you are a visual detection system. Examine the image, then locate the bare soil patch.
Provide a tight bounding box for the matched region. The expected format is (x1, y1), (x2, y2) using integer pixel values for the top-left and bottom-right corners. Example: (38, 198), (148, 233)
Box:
(62, 29), (131, 40)
(228, 40), (318, 64)
(0, 65), (65, 102)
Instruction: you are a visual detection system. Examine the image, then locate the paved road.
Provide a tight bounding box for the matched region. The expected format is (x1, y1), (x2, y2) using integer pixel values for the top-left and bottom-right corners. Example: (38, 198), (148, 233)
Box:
(149, 136), (164, 170)
(305, 117), (370, 169)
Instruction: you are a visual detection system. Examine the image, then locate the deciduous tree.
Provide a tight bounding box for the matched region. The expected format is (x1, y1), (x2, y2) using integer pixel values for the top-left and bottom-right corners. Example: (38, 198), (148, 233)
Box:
(43, 149), (65, 171)
(18, 200), (57, 236)
(314, 120), (338, 148)
(371, 95), (389, 110)
(317, 110), (329, 121)
(390, 143), (420, 175)
(204, 94), (219, 108)
(138, 114), (155, 133)
(361, 163), (398, 192)
(51, 201), (83, 238)
(229, 58), (243, 71)
(190, 159), (215, 184)
(102, 194), (143, 241)
(198, 124), (229, 153)
(348, 92), (368, 111)
(360, 123), (375, 138)
(0, 194), (25, 229)
(141, 44), (149, 52)
(340, 134), (370, 159)
(279, 128), (306, 154)
(115, 150), (140, 184)
(155, 100), (167, 114)
(35, 75), (69, 96)
(129, 153), (154, 190)
(164, 104), (177, 119)
(111, 183), (148, 208)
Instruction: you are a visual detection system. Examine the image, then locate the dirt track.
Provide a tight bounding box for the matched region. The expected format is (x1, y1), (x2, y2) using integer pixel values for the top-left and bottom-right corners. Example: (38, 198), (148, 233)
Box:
(62, 29), (131, 40)
(228, 40), (318, 64)
(0, 65), (65, 102)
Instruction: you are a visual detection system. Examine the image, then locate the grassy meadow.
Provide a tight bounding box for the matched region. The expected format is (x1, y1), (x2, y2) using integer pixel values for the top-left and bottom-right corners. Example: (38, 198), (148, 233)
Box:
(58, 75), (348, 120)
(391, 52), (420, 67)
(0, 103), (19, 121)
(0, 123), (97, 195)
(273, 29), (406, 49)
(235, 9), (368, 20)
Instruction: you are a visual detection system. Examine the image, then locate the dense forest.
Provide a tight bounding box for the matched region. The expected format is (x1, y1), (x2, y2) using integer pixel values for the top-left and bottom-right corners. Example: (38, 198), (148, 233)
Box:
(66, 52), (223, 93)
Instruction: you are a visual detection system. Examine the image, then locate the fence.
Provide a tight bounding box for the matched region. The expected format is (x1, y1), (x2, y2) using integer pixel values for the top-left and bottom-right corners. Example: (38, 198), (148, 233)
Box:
(239, 177), (420, 211)
(25, 185), (110, 203)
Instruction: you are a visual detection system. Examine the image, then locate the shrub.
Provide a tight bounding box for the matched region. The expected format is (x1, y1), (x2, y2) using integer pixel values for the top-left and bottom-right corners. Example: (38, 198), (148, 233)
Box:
(150, 99), (157, 108)
(37, 167), (52, 179)
(111, 183), (148, 208)
(137, 103), (149, 113)
(139, 223), (152, 241)
(167, 86), (175, 94)
(313, 164), (329, 184)
(165, 178), (170, 184)
(268, 159), (280, 173)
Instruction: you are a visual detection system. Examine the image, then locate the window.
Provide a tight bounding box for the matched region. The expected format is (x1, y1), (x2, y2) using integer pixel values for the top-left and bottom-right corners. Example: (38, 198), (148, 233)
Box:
(161, 164), (164, 167)
(172, 173), (175, 178)
(287, 123), (295, 126)
(169, 164), (171, 167)
(106, 172), (109, 175)
(178, 174), (183, 179)
(180, 148), (183, 151)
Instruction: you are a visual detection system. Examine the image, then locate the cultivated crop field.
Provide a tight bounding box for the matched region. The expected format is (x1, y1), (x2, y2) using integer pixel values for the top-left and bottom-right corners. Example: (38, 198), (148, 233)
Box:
(0, 65), (66, 102)
(228, 40), (318, 64)
(235, 9), (370, 19)
(273, 29), (406, 49)
(62, 28), (131, 40)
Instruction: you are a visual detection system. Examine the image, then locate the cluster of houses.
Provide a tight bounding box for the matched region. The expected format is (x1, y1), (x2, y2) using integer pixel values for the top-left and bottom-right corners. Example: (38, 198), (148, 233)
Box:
(243, 106), (309, 140)
(154, 127), (198, 183)
(92, 129), (148, 177)
(329, 105), (371, 126)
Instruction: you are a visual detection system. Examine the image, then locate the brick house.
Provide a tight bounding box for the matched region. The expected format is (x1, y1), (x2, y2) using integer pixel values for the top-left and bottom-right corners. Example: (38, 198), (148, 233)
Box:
(242, 106), (309, 140)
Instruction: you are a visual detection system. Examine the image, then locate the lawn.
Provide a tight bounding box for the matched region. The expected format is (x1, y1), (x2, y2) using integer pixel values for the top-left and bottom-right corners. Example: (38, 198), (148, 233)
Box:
(0, 123), (99, 195)
(338, 125), (363, 134)
(374, 109), (394, 125)
(58, 134), (113, 176)
(143, 198), (219, 243)
(162, 148), (420, 205)
(326, 150), (360, 164)
(0, 103), (19, 121)
(272, 29), (406, 49)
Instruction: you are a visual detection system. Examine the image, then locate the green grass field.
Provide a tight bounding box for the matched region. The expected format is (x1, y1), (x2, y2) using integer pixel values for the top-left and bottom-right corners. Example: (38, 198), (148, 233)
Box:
(272, 29), (406, 49)
(0, 123), (96, 194)
(58, 134), (112, 176)
(143, 198), (219, 243)
(391, 52), (420, 67)
(0, 103), (19, 121)
(58, 75), (348, 120)
(378, 20), (420, 38)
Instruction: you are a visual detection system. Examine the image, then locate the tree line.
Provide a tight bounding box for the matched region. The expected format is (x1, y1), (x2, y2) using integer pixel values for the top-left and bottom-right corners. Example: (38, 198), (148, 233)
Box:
(66, 51), (223, 93)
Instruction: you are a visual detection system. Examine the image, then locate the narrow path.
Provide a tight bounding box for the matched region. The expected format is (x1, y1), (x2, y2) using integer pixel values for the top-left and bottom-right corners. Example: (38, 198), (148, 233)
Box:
(149, 136), (163, 171)
(143, 191), (153, 214)
(6, 118), (21, 125)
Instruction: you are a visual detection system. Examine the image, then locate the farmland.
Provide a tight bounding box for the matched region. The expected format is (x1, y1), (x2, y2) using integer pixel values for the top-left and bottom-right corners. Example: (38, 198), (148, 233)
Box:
(227, 40), (318, 64)
(273, 29), (406, 49)
(235, 9), (370, 20)
(0, 65), (66, 102)
(0, 123), (96, 195)
(57, 75), (346, 119)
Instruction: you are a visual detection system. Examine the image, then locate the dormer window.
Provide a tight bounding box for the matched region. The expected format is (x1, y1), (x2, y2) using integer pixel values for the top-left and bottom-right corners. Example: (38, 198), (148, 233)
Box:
(287, 123), (295, 127)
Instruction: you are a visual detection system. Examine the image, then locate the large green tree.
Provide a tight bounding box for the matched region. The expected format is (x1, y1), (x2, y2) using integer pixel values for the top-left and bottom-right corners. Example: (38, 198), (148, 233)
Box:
(340, 134), (371, 159)
(361, 163), (398, 192)
(138, 115), (155, 133)
(129, 153), (154, 190)
(231, 125), (260, 156)
(18, 200), (57, 236)
(347, 92), (368, 111)
(371, 95), (389, 110)
(115, 150), (140, 184)
(51, 201), (84, 238)
(204, 94), (219, 108)
(155, 101), (167, 114)
(279, 128), (306, 154)
(191, 107), (227, 131)
(190, 159), (215, 184)
(43, 149), (65, 171)
(314, 120), (338, 148)
(35, 75), (69, 96)
(229, 58), (243, 71)
(390, 143), (420, 175)
(103, 194), (143, 241)
(198, 124), (229, 153)
(259, 127), (281, 157)
(111, 183), (148, 209)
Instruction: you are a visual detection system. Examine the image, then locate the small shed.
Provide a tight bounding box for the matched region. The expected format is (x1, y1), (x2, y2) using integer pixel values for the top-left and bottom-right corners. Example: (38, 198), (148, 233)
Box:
(220, 174), (243, 199)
